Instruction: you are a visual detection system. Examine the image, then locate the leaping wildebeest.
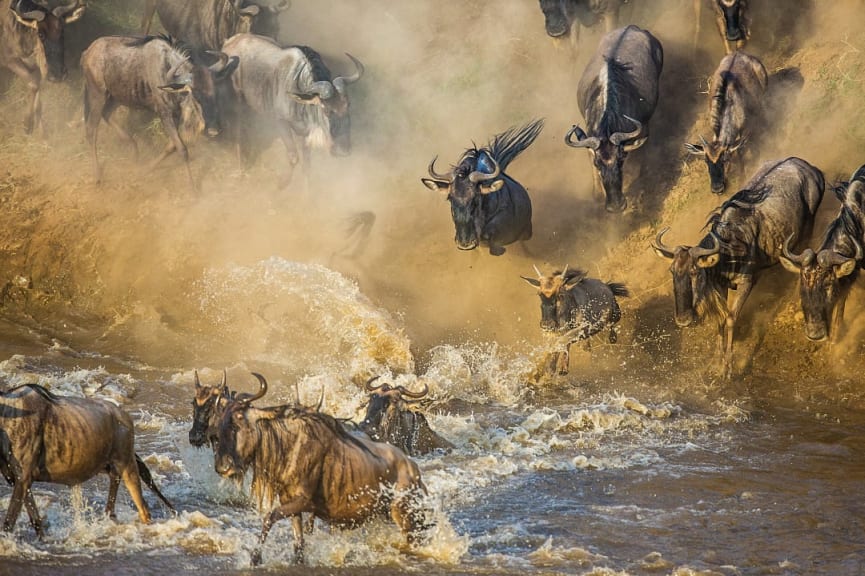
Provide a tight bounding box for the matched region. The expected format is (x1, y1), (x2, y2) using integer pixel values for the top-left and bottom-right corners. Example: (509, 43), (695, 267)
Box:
(422, 119), (543, 255)
(79, 34), (239, 187)
(538, 0), (623, 40)
(0, 0), (85, 134)
(214, 373), (430, 565)
(685, 51), (767, 194)
(780, 165), (865, 342)
(220, 33), (364, 181)
(652, 157), (825, 378)
(565, 25), (663, 213)
(522, 265), (628, 375)
(141, 0), (290, 52)
(359, 376), (454, 456)
(0, 384), (174, 536)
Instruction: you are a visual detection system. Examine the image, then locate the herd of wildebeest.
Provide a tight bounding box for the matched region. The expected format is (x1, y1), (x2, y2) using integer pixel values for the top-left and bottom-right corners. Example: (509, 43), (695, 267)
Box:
(0, 0), (863, 567)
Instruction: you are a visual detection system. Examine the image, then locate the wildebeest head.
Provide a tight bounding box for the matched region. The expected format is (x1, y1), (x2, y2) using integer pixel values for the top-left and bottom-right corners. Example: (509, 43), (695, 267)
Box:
(565, 115), (646, 212)
(780, 235), (859, 342)
(652, 228), (722, 327)
(189, 369), (229, 447)
(10, 0), (85, 81)
(291, 52), (364, 157)
(521, 265), (588, 332)
(715, 0), (747, 42)
(214, 372), (270, 480)
(421, 151), (504, 251)
(177, 50), (239, 139)
(538, 0), (571, 38)
(360, 376), (429, 443)
(685, 135), (745, 194)
(245, 0), (290, 39)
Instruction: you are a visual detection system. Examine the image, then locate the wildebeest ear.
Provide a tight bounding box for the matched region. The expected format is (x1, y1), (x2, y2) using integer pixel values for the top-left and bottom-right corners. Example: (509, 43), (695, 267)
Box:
(520, 276), (541, 288)
(684, 143), (705, 156)
(623, 137), (648, 153)
(835, 259), (857, 279)
(421, 178), (449, 192)
(778, 256), (802, 274)
(480, 179), (504, 194)
(696, 253), (721, 268)
(159, 83), (192, 94)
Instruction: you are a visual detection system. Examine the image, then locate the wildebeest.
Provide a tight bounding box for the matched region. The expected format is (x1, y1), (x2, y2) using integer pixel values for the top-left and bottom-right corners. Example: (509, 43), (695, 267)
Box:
(421, 119), (543, 255)
(141, 0), (290, 51)
(538, 0), (622, 40)
(79, 34), (239, 187)
(359, 376), (453, 456)
(694, 0), (750, 54)
(214, 373), (429, 565)
(0, 0), (85, 134)
(189, 370), (322, 449)
(685, 51), (767, 194)
(565, 25), (663, 212)
(220, 33), (364, 181)
(522, 265), (629, 375)
(780, 165), (865, 342)
(652, 157), (825, 378)
(0, 384), (174, 536)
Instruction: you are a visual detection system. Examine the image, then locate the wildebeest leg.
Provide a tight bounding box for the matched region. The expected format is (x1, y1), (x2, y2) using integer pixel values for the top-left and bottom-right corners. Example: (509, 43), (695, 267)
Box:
(0, 463), (43, 536)
(392, 489), (429, 546)
(723, 281), (753, 379)
(277, 123), (300, 187)
(106, 469), (121, 520)
(4, 470), (37, 535)
(102, 101), (139, 161)
(140, 0), (157, 34)
(119, 462), (152, 524)
(253, 498), (307, 566)
(6, 60), (42, 135)
(154, 113), (197, 191)
(85, 88), (107, 183)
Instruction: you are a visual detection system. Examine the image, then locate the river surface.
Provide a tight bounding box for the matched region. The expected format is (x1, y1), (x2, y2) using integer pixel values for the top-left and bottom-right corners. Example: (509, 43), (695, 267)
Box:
(0, 259), (863, 576)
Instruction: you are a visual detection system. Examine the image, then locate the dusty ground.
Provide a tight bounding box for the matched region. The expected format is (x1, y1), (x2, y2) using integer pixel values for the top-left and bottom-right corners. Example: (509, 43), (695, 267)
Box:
(1, 0), (864, 411)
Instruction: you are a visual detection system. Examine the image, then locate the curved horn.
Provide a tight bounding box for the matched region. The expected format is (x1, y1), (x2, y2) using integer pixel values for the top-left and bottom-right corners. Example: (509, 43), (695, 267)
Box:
(314, 387), (324, 411)
(533, 264), (543, 278)
(333, 53), (364, 92)
(428, 156), (452, 182)
(565, 125), (600, 150)
(245, 372), (268, 404)
(220, 368), (228, 395)
(560, 264), (569, 278)
(364, 375), (386, 392)
(817, 249), (855, 268)
(205, 50), (229, 72)
(53, 1), (85, 22)
(395, 380), (429, 399)
(194, 370), (202, 389)
(652, 227), (676, 258)
(300, 80), (335, 100)
(609, 115), (642, 146)
(691, 232), (721, 259)
(782, 234), (807, 265)
(469, 155), (500, 184)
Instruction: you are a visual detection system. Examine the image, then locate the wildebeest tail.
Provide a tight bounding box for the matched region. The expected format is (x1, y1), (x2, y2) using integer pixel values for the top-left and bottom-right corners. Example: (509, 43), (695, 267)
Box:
(607, 282), (629, 298)
(488, 118), (544, 172)
(135, 454), (175, 513)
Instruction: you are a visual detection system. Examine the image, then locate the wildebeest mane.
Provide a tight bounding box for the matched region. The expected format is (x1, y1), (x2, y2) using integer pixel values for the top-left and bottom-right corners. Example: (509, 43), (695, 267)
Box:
(123, 34), (191, 61)
(4, 383), (59, 403)
(293, 45), (333, 83)
(554, 268), (587, 284)
(592, 57), (639, 138)
(709, 70), (738, 137)
(821, 203), (865, 258)
(485, 118), (544, 173)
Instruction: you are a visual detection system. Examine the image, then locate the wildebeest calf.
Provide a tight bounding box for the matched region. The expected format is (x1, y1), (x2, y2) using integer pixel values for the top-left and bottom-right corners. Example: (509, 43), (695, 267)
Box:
(0, 384), (173, 536)
(522, 266), (629, 375)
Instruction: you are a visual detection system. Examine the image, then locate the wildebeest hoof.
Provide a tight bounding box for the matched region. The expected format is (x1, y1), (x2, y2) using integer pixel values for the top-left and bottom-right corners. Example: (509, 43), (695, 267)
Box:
(609, 328), (618, 344)
(489, 245), (505, 256)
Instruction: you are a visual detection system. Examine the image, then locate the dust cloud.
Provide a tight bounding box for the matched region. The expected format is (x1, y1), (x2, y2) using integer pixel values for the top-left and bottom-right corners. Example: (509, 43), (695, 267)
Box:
(0, 0), (864, 405)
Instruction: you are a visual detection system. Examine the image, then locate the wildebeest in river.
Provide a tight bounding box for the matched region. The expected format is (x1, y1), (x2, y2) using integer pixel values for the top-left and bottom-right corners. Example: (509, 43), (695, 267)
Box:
(522, 265), (629, 375)
(422, 119), (543, 255)
(0, 384), (174, 535)
(652, 157), (824, 379)
(565, 25), (663, 213)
